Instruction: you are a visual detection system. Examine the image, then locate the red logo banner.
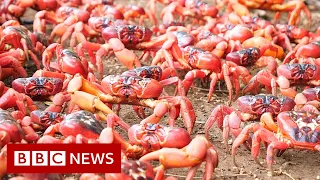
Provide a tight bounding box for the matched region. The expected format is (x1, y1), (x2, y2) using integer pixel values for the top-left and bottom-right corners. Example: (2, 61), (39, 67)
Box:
(7, 144), (121, 173)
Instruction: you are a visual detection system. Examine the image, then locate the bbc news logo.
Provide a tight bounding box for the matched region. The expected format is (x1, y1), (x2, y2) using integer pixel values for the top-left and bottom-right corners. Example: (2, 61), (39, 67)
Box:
(14, 151), (67, 166)
(7, 144), (121, 173)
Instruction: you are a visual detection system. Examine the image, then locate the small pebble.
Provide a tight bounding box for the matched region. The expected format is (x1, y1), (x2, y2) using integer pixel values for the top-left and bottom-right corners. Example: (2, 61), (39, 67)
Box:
(231, 167), (240, 173)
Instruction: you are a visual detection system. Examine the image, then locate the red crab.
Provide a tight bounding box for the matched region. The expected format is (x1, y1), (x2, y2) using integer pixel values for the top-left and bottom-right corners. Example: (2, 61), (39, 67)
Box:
(283, 40), (320, 64)
(153, 20), (185, 35)
(194, 30), (228, 58)
(31, 69), (98, 93)
(40, 112), (190, 159)
(146, 0), (185, 24)
(76, 24), (160, 78)
(128, 123), (191, 152)
(76, 25), (195, 80)
(232, 110), (320, 176)
(118, 65), (179, 118)
(274, 24), (316, 52)
(0, 0), (58, 23)
(140, 135), (219, 180)
(204, 94), (295, 150)
(225, 45), (279, 74)
(216, 0), (311, 26)
(243, 63), (320, 98)
(241, 37), (285, 60)
(87, 26), (187, 74)
(12, 77), (63, 98)
(160, 0), (218, 25)
(222, 24), (254, 50)
(156, 44), (252, 103)
(86, 16), (126, 43)
(0, 21), (44, 69)
(103, 114), (191, 158)
(198, 23), (254, 56)
(59, 21), (99, 47)
(38, 110), (108, 144)
(29, 110), (64, 130)
(0, 88), (37, 116)
(240, 16), (273, 32)
(33, 6), (90, 42)
(294, 87), (320, 112)
(0, 49), (28, 80)
(12, 77), (69, 113)
(42, 43), (92, 79)
(67, 72), (196, 133)
(0, 109), (39, 147)
(115, 4), (157, 26)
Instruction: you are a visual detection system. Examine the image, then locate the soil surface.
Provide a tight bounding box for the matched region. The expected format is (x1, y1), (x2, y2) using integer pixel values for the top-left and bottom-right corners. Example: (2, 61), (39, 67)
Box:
(5, 0), (320, 179)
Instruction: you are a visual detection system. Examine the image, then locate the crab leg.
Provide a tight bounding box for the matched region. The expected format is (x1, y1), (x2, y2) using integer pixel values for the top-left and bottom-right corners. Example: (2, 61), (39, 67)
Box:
(271, 1), (311, 26)
(231, 123), (263, 167)
(0, 56), (27, 78)
(140, 136), (218, 180)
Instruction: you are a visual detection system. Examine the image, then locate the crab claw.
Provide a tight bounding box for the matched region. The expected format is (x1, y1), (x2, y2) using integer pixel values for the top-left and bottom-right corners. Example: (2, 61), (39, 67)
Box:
(99, 114), (147, 158)
(108, 38), (142, 70)
(160, 96), (196, 134)
(69, 93), (130, 130)
(140, 96), (196, 134)
(99, 114), (130, 144)
(299, 87), (320, 102)
(139, 135), (218, 180)
(67, 74), (106, 97)
(108, 128), (147, 159)
(44, 92), (71, 113)
(70, 91), (115, 116)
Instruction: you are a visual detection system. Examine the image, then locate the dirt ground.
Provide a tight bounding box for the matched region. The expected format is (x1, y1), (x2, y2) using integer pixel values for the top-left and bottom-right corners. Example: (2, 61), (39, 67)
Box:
(6, 0), (320, 179)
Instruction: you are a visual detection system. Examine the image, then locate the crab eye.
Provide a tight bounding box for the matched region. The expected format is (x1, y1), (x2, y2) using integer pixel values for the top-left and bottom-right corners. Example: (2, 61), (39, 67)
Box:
(252, 16), (258, 22)
(288, 25), (294, 31)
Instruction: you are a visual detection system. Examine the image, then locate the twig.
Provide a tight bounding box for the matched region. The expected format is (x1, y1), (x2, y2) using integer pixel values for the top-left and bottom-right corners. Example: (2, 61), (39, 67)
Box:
(273, 168), (296, 180)
(164, 173), (203, 179)
(281, 171), (296, 180)
(215, 174), (249, 178)
(195, 121), (206, 124)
